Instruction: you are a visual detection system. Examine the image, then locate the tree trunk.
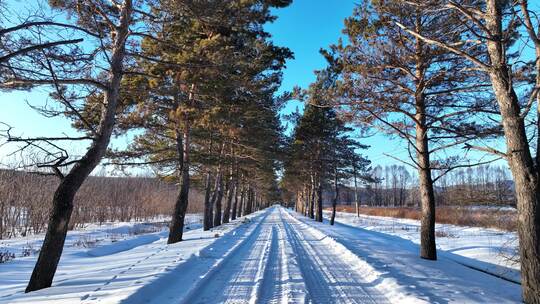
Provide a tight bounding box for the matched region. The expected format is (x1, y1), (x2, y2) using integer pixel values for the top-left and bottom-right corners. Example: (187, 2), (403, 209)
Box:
(490, 69), (540, 304)
(353, 164), (360, 217)
(212, 173), (223, 227)
(416, 121), (437, 261)
(330, 168), (339, 225)
(238, 184), (245, 217)
(167, 89), (192, 244)
(203, 172), (213, 231)
(300, 193), (304, 215)
(301, 187), (306, 215)
(25, 2), (131, 293)
(416, 147), (437, 260)
(223, 175), (234, 224)
(316, 178), (323, 222)
(245, 187), (253, 215)
(231, 174), (239, 221)
(309, 175), (315, 219)
(254, 193), (259, 211)
(411, 23), (437, 261)
(485, 2), (540, 301)
(294, 190), (300, 212)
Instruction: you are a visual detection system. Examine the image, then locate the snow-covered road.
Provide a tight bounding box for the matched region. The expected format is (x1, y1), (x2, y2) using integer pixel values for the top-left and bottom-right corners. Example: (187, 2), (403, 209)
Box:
(183, 207), (386, 304)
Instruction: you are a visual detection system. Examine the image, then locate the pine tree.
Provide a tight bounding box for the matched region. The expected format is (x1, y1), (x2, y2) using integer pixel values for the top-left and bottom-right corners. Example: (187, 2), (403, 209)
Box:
(391, 0), (540, 300)
(0, 0), (147, 292)
(283, 69), (371, 224)
(109, 0), (292, 235)
(330, 0), (497, 260)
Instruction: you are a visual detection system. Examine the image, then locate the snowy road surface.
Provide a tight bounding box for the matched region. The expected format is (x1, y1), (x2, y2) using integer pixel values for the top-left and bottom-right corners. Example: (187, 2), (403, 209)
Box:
(1, 206), (521, 303)
(183, 207), (386, 304)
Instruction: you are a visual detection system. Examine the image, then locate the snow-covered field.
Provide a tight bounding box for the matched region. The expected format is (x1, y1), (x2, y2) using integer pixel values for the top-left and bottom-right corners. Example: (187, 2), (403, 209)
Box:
(327, 210), (520, 283)
(0, 215), (205, 303)
(0, 206), (522, 303)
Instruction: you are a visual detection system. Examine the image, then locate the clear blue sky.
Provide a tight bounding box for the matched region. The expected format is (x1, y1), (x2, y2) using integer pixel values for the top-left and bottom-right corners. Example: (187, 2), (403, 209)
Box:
(0, 0), (508, 171)
(265, 0), (413, 165)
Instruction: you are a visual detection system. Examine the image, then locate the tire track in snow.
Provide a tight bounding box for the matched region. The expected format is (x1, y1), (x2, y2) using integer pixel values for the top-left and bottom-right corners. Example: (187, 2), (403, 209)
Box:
(252, 226), (282, 303)
(272, 209), (308, 304)
(180, 209), (276, 304)
(179, 206), (387, 304)
(258, 208), (308, 304)
(182, 207), (307, 304)
(280, 208), (387, 304)
(257, 226), (282, 303)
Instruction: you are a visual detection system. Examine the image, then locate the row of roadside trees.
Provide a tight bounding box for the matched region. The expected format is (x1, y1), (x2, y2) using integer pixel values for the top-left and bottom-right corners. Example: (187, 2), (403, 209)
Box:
(334, 0), (540, 302)
(284, 1), (540, 302)
(1, 0), (290, 294)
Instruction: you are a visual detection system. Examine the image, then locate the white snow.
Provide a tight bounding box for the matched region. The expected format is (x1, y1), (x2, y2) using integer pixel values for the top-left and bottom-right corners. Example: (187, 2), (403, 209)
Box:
(0, 206), (522, 303)
(327, 210), (520, 283)
(291, 209), (521, 303)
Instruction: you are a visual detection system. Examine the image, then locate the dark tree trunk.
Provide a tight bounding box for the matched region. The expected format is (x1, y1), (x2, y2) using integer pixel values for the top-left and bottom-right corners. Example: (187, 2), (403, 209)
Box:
(411, 25), (437, 261)
(353, 164), (360, 217)
(251, 187), (255, 214)
(309, 176), (315, 219)
(416, 115), (437, 260)
(223, 176), (234, 223)
(203, 172), (213, 231)
(416, 147), (437, 260)
(316, 178), (323, 222)
(238, 184), (245, 217)
(231, 189), (238, 221)
(299, 190), (304, 215)
(304, 187), (308, 216)
(211, 173), (223, 227)
(485, 2), (540, 301)
(231, 171), (239, 221)
(301, 187), (306, 216)
(25, 2), (131, 293)
(294, 191), (300, 212)
(167, 92), (191, 244)
(250, 189), (254, 214)
(330, 168), (339, 225)
(245, 187), (253, 215)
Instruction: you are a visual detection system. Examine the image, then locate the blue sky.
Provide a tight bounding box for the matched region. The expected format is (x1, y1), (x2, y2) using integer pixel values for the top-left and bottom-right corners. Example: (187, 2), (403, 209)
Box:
(265, 0), (415, 165)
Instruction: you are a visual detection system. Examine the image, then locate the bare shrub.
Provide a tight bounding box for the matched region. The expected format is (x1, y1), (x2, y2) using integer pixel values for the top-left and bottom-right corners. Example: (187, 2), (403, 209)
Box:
(72, 236), (99, 248)
(435, 230), (458, 238)
(20, 243), (39, 257)
(0, 250), (15, 263)
(128, 223), (166, 236)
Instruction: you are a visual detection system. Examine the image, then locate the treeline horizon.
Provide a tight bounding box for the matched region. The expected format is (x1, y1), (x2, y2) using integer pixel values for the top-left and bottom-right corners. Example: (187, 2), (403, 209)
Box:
(0, 169), (207, 240)
(0, 160), (515, 241)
